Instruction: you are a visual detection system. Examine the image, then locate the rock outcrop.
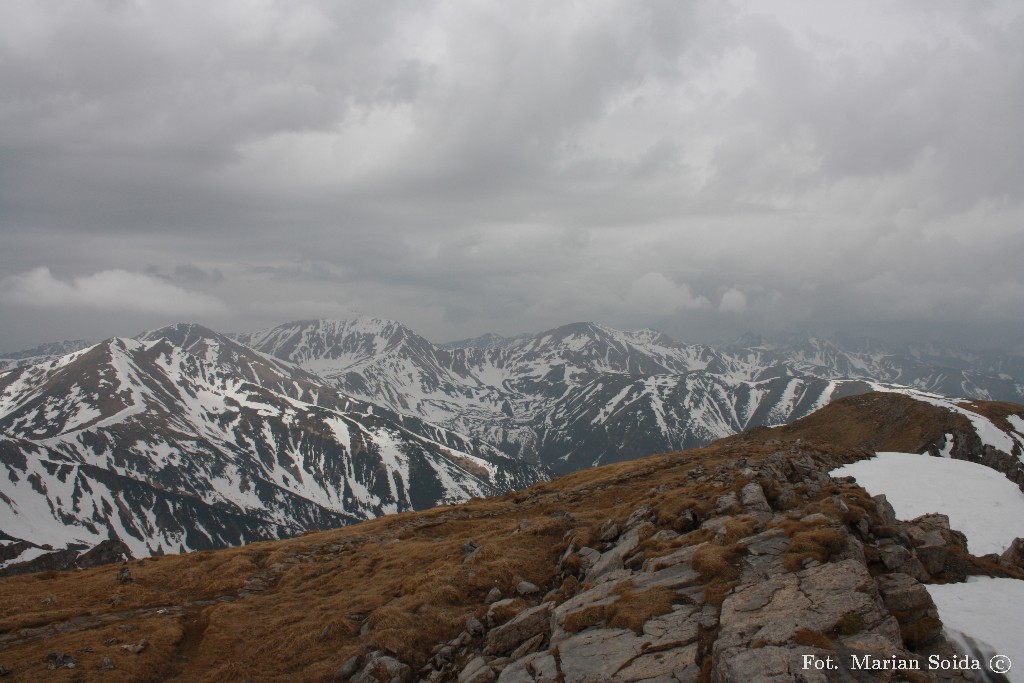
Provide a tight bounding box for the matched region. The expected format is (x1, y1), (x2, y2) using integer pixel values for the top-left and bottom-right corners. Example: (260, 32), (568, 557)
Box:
(395, 447), (993, 682)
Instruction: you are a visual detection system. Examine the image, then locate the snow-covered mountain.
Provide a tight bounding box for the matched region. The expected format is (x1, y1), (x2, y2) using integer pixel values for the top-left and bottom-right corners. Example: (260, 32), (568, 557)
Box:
(0, 339), (92, 372)
(238, 318), (1024, 473)
(4, 317), (1022, 566)
(0, 324), (544, 566)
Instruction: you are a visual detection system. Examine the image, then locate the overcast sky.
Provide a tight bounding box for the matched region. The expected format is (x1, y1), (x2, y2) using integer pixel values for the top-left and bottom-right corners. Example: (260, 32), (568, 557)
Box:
(2, 0), (1023, 352)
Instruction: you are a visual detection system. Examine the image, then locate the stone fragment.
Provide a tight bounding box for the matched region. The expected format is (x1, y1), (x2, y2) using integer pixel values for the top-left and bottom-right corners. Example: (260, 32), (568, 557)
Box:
(1000, 537), (1024, 569)
(487, 598), (525, 628)
(598, 520), (620, 543)
(485, 603), (552, 656)
(458, 656), (496, 683)
(624, 505), (654, 530)
(46, 653), (76, 670)
(485, 587), (503, 603)
(516, 581), (540, 596)
(334, 655), (360, 680)
(351, 652), (412, 683)
(121, 639), (148, 654)
(739, 481), (772, 517)
(466, 616), (485, 637)
(496, 652), (558, 683)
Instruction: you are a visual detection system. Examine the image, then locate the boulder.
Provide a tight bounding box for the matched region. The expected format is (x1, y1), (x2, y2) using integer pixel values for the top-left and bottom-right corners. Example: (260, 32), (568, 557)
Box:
(351, 652), (412, 683)
(496, 651), (559, 683)
(458, 656), (496, 683)
(999, 537), (1024, 569)
(77, 540), (133, 569)
(485, 603), (552, 656)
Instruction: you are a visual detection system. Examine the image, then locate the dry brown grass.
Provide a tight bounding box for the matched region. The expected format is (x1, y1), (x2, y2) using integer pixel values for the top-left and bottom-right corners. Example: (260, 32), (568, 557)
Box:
(783, 528), (846, 571)
(692, 544), (740, 582)
(1, 395), (977, 681)
(721, 516), (758, 545)
(607, 584), (676, 633)
(563, 584), (675, 634)
(793, 628), (834, 649)
(563, 603), (608, 633)
(725, 392), (972, 454)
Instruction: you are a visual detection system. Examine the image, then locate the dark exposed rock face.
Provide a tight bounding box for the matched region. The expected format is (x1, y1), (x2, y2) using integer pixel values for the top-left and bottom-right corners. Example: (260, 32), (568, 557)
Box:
(0, 538), (133, 577)
(76, 540), (133, 568)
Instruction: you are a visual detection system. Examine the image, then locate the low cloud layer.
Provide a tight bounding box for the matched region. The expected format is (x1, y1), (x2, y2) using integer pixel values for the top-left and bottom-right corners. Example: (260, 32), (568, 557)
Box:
(3, 267), (227, 317)
(1, 1), (1022, 350)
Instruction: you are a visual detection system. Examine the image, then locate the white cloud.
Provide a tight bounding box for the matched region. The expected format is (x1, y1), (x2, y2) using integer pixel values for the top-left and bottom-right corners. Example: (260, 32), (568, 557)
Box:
(624, 272), (711, 316)
(719, 287), (747, 312)
(2, 267), (226, 316)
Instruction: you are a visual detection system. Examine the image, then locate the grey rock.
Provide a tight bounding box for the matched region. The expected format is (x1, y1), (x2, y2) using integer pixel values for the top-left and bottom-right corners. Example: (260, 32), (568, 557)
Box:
(46, 653), (76, 670)
(487, 598), (524, 628)
(615, 643), (698, 682)
(716, 559), (901, 654)
(713, 492), (739, 515)
(517, 581), (540, 596)
(486, 587), (503, 603)
(466, 616), (485, 637)
(508, 632), (545, 660)
(677, 508), (698, 532)
(649, 529), (680, 543)
(599, 520), (621, 543)
(352, 652), (412, 683)
(739, 481), (772, 517)
(624, 505), (654, 530)
(334, 654), (360, 680)
(1000, 537), (1024, 568)
(485, 603), (552, 656)
(556, 628), (645, 682)
(576, 547), (601, 575)
(641, 604), (700, 647)
(874, 494), (898, 525)
(585, 526), (644, 581)
(120, 639), (148, 654)
(458, 656), (496, 683)
(496, 652), (559, 683)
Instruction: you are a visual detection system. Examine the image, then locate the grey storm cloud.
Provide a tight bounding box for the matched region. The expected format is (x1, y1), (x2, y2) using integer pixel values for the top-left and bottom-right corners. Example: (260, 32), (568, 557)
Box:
(0, 0), (1022, 351)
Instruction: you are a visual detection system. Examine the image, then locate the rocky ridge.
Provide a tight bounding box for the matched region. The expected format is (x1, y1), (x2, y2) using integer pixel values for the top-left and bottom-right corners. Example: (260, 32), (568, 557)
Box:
(398, 445), (1016, 683)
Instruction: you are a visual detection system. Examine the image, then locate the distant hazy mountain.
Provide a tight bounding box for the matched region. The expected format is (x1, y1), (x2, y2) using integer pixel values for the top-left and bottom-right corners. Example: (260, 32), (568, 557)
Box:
(238, 318), (1024, 473)
(0, 339), (93, 372)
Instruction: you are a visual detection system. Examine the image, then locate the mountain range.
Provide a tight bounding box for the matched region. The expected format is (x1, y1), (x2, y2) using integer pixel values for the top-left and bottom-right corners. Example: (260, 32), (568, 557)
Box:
(1, 317), (1023, 568)
(235, 318), (1024, 472)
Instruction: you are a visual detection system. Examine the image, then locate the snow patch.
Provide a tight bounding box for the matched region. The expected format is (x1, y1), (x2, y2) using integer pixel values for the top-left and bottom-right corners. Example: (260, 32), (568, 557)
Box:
(831, 451), (1024, 555)
(926, 577), (1024, 683)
